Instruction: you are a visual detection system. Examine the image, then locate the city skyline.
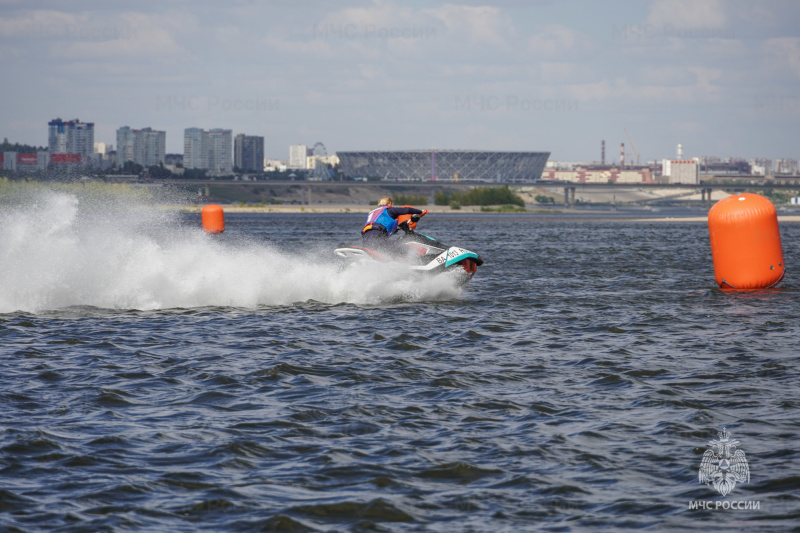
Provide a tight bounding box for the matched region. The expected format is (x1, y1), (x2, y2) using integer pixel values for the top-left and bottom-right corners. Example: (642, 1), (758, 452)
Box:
(22, 117), (800, 173)
(1, 1), (798, 162)
(6, 118), (797, 177)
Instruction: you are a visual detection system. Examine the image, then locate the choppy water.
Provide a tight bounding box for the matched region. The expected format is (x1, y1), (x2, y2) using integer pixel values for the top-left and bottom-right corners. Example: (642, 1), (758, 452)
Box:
(1, 190), (799, 532)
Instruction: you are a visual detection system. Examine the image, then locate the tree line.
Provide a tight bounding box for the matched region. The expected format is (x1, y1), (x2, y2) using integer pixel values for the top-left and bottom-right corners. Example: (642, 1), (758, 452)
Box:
(434, 185), (525, 207)
(0, 138), (46, 153)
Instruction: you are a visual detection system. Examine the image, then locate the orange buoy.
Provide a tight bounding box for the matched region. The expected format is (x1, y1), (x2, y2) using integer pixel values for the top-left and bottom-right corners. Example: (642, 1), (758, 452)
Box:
(201, 204), (225, 234)
(708, 193), (785, 289)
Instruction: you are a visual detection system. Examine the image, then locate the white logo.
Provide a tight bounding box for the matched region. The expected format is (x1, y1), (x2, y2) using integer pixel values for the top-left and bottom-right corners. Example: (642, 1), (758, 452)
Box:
(699, 428), (750, 496)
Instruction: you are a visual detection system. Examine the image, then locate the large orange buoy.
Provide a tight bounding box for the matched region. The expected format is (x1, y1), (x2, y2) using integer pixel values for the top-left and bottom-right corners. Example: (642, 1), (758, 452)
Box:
(708, 193), (785, 289)
(201, 204), (225, 234)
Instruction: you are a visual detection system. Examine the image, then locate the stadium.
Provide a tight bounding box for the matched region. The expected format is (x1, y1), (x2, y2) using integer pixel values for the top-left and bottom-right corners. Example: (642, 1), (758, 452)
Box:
(337, 150), (550, 182)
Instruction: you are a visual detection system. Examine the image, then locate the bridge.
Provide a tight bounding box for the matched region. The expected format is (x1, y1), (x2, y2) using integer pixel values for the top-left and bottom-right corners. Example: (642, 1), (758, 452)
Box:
(554, 181), (798, 207)
(105, 177), (797, 207)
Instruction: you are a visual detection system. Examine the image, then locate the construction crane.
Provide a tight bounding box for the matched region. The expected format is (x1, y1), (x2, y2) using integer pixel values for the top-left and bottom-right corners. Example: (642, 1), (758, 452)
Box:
(624, 128), (640, 166)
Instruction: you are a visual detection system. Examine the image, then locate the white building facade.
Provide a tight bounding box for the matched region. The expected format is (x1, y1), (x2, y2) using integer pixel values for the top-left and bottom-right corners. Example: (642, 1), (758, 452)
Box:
(206, 129), (233, 174)
(749, 158), (772, 176)
(661, 159), (699, 184)
(117, 127), (166, 167)
(182, 128), (232, 174)
(183, 128), (207, 170)
(775, 158), (799, 175)
(289, 144), (308, 169)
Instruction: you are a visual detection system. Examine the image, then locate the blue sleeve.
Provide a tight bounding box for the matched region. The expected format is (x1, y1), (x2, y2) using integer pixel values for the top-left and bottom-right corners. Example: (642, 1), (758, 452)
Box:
(387, 206), (423, 218)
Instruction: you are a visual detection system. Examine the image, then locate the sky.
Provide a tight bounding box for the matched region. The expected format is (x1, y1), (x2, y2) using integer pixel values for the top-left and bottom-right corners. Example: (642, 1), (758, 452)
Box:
(0, 0), (798, 162)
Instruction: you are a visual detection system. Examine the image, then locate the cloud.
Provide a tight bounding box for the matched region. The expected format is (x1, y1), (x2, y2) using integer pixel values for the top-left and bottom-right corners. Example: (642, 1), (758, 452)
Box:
(540, 62), (578, 82)
(0, 0), (797, 159)
(563, 79), (613, 103)
(762, 37), (800, 78)
(561, 64), (724, 106)
(647, 0), (727, 30)
(527, 24), (593, 59)
(261, 34), (334, 58)
(637, 65), (697, 86)
(0, 45), (22, 61)
(304, 0), (519, 61)
(423, 3), (516, 48)
(0, 9), (80, 40)
(326, 0), (421, 29)
(0, 10), (187, 61)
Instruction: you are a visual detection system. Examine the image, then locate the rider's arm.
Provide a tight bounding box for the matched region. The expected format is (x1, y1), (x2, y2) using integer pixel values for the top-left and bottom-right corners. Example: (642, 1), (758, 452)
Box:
(387, 206), (423, 218)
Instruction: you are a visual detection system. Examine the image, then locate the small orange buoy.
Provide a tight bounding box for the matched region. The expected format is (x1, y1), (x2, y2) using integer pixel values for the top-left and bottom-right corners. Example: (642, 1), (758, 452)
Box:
(708, 193), (785, 289)
(201, 204), (225, 234)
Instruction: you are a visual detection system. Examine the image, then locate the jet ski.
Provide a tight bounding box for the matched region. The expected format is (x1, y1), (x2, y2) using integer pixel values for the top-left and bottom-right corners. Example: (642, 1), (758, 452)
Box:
(333, 213), (484, 283)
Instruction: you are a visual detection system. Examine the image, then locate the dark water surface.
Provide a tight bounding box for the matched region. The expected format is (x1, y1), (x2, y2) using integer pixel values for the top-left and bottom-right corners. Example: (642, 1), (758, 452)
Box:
(2, 207), (799, 532)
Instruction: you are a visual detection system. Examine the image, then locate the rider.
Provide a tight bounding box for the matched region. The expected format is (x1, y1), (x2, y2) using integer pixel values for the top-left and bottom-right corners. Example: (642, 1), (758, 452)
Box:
(362, 196), (427, 253)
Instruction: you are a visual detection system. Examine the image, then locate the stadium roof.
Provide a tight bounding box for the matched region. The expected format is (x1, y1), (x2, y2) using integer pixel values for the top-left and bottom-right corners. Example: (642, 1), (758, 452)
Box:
(337, 150), (550, 182)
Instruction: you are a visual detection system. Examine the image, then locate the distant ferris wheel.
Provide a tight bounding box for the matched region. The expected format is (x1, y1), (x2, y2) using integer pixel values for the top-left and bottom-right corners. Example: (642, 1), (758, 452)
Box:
(312, 142), (327, 157)
(309, 142), (330, 180)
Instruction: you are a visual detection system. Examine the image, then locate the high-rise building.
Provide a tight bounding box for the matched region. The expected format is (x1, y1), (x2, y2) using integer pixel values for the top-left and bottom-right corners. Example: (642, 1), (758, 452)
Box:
(234, 134), (265, 172)
(749, 158), (772, 176)
(183, 128), (207, 170)
(775, 158), (799, 175)
(117, 127), (167, 167)
(48, 118), (94, 158)
(135, 128), (166, 167)
(116, 126), (136, 165)
(184, 128), (232, 174)
(206, 129), (232, 173)
(94, 142), (112, 155)
(289, 144), (308, 169)
(94, 142), (113, 168)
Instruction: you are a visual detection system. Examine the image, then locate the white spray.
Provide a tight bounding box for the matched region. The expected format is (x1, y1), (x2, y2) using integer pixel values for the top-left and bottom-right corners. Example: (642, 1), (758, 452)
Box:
(0, 187), (462, 313)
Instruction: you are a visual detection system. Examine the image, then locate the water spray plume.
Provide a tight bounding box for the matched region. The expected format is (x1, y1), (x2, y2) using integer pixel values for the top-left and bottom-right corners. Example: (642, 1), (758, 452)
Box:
(0, 185), (462, 313)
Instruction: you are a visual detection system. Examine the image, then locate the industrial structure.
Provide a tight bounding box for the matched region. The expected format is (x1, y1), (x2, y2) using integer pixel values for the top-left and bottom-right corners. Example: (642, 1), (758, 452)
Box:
(540, 167), (654, 184)
(661, 160), (700, 183)
(337, 150), (550, 182)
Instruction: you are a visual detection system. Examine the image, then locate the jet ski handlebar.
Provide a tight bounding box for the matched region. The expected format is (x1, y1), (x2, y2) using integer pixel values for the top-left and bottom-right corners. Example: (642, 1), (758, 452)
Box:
(398, 209), (428, 233)
(398, 220), (415, 234)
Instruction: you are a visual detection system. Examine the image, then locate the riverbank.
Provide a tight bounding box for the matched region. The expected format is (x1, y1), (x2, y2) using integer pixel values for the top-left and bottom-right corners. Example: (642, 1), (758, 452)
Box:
(179, 204), (512, 214)
(177, 203), (800, 222)
(633, 215), (800, 222)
